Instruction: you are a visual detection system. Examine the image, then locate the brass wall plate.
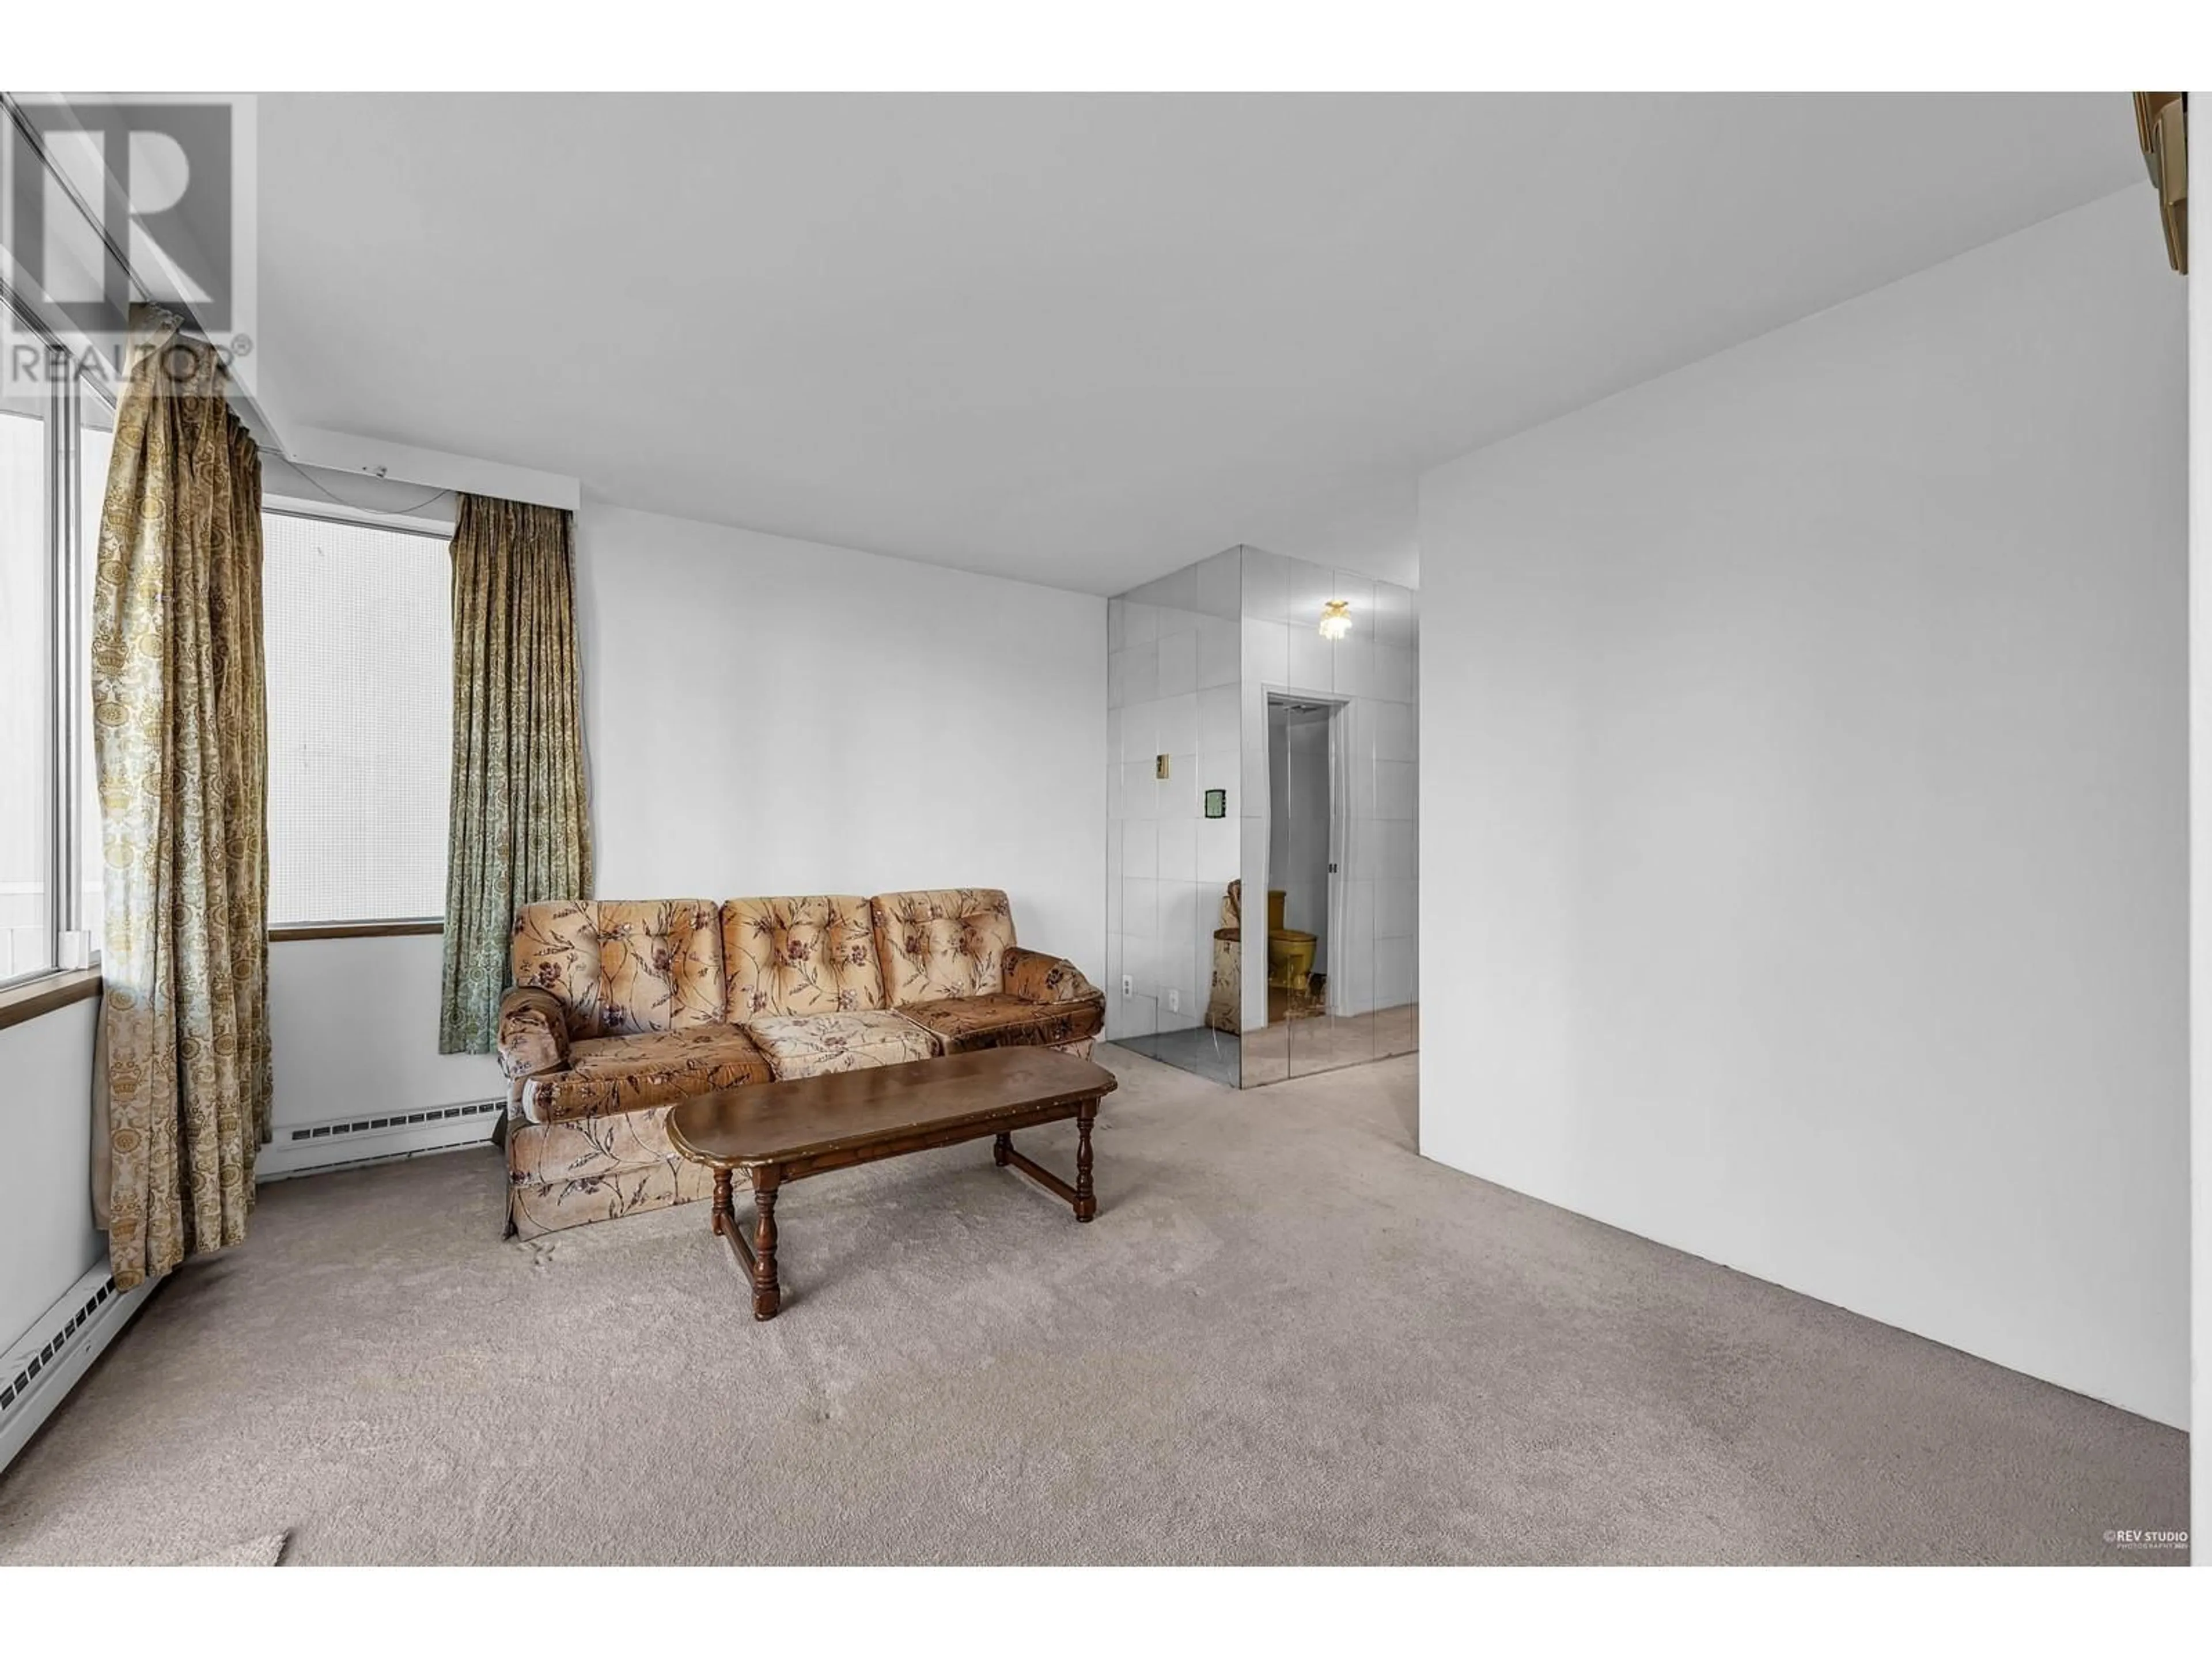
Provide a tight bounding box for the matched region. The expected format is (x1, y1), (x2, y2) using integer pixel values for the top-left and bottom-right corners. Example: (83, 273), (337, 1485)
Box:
(1156, 754), (1169, 779)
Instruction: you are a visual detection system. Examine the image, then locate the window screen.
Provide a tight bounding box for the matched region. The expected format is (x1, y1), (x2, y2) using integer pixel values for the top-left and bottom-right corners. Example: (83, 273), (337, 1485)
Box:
(263, 512), (452, 925)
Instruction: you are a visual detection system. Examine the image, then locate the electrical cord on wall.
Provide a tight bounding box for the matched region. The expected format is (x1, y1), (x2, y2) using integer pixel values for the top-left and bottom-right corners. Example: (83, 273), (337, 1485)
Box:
(274, 456), (454, 518)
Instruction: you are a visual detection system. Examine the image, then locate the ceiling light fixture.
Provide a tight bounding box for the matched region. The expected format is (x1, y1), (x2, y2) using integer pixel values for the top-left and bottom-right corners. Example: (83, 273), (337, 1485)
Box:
(1318, 599), (1352, 641)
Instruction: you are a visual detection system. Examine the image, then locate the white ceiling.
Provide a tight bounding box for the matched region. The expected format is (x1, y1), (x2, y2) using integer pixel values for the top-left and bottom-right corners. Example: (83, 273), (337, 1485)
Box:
(256, 93), (2146, 595)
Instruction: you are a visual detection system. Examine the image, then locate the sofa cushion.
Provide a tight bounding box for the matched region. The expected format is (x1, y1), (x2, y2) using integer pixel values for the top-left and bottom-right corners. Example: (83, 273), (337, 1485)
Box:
(745, 1011), (941, 1080)
(722, 895), (886, 1019)
(521, 1026), (771, 1124)
(512, 900), (726, 1038)
(892, 993), (1104, 1055)
(510, 900), (606, 1034)
(872, 888), (1018, 1006)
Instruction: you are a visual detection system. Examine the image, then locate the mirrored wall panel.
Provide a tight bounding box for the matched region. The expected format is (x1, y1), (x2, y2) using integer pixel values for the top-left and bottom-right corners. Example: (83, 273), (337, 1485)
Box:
(1238, 548), (1418, 1085)
(1104, 548), (1243, 1087)
(1105, 545), (1414, 1089)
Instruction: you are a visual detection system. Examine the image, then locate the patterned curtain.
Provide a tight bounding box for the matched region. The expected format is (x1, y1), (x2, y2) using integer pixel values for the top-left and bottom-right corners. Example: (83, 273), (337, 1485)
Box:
(92, 306), (271, 1290)
(439, 495), (592, 1053)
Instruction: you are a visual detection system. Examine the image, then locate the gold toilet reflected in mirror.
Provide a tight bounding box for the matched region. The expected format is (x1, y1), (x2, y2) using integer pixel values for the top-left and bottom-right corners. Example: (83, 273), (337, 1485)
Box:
(1265, 889), (1324, 1021)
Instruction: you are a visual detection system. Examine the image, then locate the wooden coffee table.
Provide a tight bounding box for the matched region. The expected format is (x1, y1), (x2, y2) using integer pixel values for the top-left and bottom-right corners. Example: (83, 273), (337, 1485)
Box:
(665, 1047), (1118, 1320)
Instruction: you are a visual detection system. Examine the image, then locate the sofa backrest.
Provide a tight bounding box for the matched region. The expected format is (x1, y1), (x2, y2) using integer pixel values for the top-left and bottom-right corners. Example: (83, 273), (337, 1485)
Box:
(721, 895), (887, 1018)
(871, 888), (1018, 1006)
(511, 899), (726, 1038)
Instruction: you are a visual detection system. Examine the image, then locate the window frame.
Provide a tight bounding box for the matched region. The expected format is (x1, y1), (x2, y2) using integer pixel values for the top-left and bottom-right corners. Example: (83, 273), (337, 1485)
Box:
(66, 357), (115, 967)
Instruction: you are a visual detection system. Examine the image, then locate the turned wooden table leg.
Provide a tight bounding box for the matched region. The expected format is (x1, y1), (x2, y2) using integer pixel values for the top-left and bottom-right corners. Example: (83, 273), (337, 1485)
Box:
(1074, 1100), (1097, 1222)
(711, 1167), (732, 1236)
(749, 1168), (783, 1320)
(993, 1131), (1012, 1167)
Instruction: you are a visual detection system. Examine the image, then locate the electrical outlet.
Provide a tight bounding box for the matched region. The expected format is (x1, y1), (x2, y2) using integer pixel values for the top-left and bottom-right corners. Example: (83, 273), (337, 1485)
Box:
(1168, 989), (1180, 1013)
(1121, 975), (1133, 998)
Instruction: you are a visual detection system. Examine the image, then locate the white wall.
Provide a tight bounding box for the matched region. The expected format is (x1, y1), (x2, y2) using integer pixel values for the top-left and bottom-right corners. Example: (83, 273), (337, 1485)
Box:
(577, 504), (1107, 976)
(267, 937), (503, 1134)
(1419, 188), (2188, 1427)
(0, 1000), (103, 1345)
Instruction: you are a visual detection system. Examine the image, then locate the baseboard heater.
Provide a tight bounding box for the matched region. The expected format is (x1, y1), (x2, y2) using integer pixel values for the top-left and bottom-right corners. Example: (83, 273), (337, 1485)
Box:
(0, 1263), (156, 1476)
(256, 1097), (503, 1181)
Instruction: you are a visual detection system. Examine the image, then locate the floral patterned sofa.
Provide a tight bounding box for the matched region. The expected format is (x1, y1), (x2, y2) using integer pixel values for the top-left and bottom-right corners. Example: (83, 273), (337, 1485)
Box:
(494, 888), (1103, 1238)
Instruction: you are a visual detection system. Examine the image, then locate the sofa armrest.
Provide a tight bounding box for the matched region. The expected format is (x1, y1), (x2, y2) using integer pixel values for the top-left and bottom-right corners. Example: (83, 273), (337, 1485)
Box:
(497, 986), (571, 1080)
(1002, 946), (1101, 1006)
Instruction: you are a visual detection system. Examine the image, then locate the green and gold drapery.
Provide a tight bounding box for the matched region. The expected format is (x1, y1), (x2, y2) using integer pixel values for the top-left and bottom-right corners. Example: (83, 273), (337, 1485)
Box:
(439, 494), (592, 1053)
(92, 305), (271, 1289)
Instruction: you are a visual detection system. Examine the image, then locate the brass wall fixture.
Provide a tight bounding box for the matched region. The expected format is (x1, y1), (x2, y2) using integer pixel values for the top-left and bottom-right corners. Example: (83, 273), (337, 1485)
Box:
(2133, 92), (2188, 274)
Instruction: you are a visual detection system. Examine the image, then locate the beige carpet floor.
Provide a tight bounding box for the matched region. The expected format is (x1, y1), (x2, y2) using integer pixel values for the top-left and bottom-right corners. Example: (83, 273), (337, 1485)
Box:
(0, 1048), (2187, 1565)
(180, 1530), (289, 1567)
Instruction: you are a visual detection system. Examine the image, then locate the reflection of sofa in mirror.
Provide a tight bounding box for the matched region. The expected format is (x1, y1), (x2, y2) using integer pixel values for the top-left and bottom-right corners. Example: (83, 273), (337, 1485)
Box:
(1205, 880), (1241, 1033)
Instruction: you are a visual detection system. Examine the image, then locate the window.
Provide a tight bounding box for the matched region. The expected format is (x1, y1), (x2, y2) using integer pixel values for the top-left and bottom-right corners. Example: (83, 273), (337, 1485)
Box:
(0, 296), (109, 989)
(262, 512), (452, 926)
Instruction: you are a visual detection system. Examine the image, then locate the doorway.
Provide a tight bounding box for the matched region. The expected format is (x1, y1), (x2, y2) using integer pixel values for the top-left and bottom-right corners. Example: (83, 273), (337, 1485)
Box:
(1247, 694), (1363, 1080)
(1265, 696), (1335, 1024)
